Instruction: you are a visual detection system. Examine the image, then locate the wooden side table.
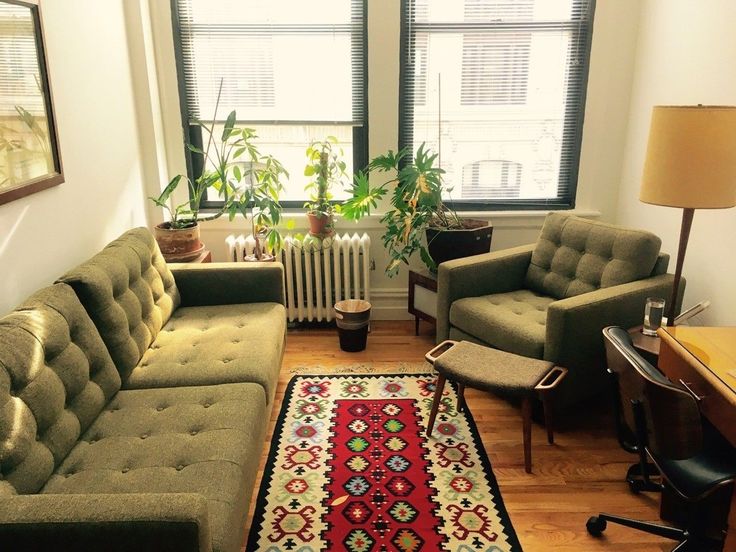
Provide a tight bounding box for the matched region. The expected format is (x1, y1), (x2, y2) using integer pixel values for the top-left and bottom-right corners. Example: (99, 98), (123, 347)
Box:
(408, 269), (437, 335)
(190, 249), (212, 263)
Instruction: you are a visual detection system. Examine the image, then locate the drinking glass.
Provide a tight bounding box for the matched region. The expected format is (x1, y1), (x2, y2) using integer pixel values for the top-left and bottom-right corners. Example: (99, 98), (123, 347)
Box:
(642, 297), (666, 336)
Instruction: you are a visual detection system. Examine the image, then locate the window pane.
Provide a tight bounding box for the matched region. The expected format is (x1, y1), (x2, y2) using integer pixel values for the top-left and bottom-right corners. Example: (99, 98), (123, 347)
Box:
(175, 0), (366, 204)
(402, 0), (593, 206)
(205, 124), (353, 202)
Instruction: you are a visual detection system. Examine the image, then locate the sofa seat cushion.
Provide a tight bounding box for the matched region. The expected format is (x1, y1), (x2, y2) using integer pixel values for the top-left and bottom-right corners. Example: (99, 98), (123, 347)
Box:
(126, 303), (286, 402)
(449, 289), (554, 359)
(41, 382), (268, 552)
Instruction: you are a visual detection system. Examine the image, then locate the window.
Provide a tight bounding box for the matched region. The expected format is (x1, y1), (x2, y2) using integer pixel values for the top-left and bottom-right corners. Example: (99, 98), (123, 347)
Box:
(172, 0), (367, 206)
(400, 0), (595, 209)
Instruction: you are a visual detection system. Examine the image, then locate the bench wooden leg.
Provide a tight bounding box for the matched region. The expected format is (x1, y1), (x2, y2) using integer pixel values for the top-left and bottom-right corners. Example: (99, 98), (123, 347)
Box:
(457, 383), (465, 412)
(426, 374), (447, 437)
(541, 391), (554, 444)
(522, 396), (532, 473)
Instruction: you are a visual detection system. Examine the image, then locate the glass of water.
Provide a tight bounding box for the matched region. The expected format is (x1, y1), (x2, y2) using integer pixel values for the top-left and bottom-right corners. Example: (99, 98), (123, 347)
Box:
(642, 297), (666, 336)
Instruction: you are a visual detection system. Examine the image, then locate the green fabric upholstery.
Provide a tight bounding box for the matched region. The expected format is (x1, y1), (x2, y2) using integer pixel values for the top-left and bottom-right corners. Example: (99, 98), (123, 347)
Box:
(449, 289), (554, 359)
(0, 493), (211, 552)
(525, 213), (662, 299)
(435, 341), (554, 398)
(125, 303), (286, 403)
(436, 213), (681, 406)
(58, 227), (180, 382)
(437, 244), (535, 342)
(0, 284), (121, 495)
(169, 262), (285, 307)
(41, 382), (267, 552)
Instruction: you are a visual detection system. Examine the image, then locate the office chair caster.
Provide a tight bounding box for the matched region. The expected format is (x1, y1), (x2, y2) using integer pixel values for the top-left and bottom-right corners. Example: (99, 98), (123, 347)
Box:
(586, 516), (607, 536)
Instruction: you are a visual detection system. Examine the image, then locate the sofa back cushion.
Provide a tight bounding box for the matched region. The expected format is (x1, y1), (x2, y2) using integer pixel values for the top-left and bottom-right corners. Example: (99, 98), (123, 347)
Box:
(0, 284), (121, 495)
(58, 227), (180, 381)
(525, 213), (662, 299)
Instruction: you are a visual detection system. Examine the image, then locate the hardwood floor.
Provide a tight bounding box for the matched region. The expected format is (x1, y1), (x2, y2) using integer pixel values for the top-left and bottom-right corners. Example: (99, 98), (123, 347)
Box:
(244, 321), (672, 551)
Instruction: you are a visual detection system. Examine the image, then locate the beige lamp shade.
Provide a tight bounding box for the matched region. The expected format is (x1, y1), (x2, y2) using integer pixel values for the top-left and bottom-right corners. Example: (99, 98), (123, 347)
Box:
(640, 105), (736, 209)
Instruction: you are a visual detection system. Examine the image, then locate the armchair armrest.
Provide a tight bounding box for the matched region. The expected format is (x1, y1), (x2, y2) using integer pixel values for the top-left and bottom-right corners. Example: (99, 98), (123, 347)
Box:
(545, 273), (682, 367)
(436, 244), (535, 342)
(0, 493), (211, 552)
(169, 262), (285, 307)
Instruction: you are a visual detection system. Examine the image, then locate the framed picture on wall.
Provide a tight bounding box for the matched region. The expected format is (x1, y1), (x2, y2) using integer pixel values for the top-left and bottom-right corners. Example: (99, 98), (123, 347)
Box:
(0, 0), (63, 206)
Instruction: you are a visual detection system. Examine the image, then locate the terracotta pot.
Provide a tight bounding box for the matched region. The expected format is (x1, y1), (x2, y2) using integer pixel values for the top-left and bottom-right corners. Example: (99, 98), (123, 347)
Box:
(307, 212), (334, 238)
(243, 253), (276, 262)
(425, 218), (493, 269)
(154, 222), (204, 262)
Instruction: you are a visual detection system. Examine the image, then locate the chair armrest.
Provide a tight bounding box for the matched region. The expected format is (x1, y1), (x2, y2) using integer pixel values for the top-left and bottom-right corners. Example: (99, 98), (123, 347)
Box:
(169, 262), (285, 307)
(436, 244), (535, 342)
(0, 493), (212, 552)
(545, 273), (682, 367)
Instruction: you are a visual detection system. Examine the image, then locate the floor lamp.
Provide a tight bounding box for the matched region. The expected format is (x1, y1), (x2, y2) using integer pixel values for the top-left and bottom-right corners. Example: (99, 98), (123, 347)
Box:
(639, 105), (736, 325)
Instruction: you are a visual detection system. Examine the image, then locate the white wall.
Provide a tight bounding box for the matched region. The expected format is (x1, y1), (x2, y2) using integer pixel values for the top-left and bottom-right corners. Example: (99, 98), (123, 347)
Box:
(0, 0), (149, 315)
(615, 0), (736, 325)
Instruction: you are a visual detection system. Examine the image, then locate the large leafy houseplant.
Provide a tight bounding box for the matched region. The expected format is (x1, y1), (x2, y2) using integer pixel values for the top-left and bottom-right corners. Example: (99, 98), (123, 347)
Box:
(303, 136), (347, 237)
(343, 143), (489, 276)
(227, 148), (289, 261)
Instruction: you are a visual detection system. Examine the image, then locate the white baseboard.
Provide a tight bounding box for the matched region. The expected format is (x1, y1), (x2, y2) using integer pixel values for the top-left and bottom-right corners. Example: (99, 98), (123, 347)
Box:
(369, 287), (412, 320)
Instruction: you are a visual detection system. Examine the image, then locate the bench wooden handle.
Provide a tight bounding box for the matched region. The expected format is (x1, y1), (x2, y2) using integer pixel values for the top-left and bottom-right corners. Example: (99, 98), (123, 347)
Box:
(425, 340), (458, 365)
(535, 366), (568, 391)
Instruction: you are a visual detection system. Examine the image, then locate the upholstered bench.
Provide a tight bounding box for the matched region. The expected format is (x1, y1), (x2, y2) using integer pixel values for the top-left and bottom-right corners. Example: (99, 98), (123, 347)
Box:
(425, 340), (567, 473)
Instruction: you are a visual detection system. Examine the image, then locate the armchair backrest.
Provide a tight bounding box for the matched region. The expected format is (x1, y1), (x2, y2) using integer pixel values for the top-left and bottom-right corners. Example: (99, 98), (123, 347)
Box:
(0, 284), (121, 495)
(525, 213), (662, 299)
(58, 227), (180, 382)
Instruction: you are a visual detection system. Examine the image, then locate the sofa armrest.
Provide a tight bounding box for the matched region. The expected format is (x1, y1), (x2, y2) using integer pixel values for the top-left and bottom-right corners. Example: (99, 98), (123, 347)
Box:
(169, 262), (285, 307)
(545, 274), (682, 367)
(0, 493), (211, 552)
(436, 244), (535, 342)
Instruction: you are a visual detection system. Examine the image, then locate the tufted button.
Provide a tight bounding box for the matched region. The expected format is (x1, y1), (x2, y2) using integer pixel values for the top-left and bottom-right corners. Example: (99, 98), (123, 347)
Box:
(231, 340), (240, 344)
(140, 433), (149, 440)
(122, 467), (130, 473)
(156, 406), (165, 412)
(203, 402), (212, 408)
(176, 464), (184, 471)
(190, 429), (198, 436)
(222, 359), (231, 364)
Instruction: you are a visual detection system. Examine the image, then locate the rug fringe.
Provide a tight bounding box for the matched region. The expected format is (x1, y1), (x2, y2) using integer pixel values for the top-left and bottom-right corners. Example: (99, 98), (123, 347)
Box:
(288, 362), (435, 376)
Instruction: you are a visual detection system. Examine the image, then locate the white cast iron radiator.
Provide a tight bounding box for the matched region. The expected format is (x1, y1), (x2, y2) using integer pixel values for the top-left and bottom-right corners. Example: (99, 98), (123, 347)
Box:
(225, 233), (371, 323)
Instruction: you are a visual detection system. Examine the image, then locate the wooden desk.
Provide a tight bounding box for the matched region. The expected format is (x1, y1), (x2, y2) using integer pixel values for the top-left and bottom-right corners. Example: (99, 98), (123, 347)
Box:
(657, 326), (736, 548)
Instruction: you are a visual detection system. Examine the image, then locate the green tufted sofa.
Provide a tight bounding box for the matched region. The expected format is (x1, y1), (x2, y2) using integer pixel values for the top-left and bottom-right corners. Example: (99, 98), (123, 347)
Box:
(0, 228), (286, 551)
(437, 213), (684, 406)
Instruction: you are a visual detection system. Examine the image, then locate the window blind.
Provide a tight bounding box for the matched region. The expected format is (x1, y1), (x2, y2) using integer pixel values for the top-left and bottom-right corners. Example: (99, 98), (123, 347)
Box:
(400, 0), (595, 209)
(172, 0), (367, 204)
(0, 5), (44, 116)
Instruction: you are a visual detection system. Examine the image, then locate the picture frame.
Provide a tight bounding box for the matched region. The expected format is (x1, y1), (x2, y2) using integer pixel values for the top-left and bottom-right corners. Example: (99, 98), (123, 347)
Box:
(0, 0), (63, 206)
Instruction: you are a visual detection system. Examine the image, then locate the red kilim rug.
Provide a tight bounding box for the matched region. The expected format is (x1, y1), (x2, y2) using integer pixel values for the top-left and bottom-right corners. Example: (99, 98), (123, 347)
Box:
(246, 374), (522, 551)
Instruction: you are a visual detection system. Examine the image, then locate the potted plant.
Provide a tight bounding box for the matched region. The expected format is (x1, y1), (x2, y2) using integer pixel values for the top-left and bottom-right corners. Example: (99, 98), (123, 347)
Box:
(228, 151), (289, 261)
(303, 137), (347, 237)
(342, 143), (491, 276)
(149, 87), (248, 261)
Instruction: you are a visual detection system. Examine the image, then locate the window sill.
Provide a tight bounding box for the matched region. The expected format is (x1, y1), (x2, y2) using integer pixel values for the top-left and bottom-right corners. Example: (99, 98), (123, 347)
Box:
(197, 208), (601, 232)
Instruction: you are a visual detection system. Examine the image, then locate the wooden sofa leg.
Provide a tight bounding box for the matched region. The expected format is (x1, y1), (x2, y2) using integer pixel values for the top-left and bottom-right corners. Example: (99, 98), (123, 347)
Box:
(457, 383), (465, 412)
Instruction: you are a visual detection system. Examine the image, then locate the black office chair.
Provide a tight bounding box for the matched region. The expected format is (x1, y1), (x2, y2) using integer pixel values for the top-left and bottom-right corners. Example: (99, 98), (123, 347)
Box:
(606, 328), (663, 493)
(587, 326), (736, 551)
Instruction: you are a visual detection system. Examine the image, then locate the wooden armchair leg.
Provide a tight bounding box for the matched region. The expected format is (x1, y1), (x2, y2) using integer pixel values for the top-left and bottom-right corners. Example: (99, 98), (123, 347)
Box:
(522, 396), (532, 473)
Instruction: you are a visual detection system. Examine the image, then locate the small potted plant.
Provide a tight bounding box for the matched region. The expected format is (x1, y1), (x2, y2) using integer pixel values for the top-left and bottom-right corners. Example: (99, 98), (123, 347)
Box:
(149, 86), (248, 261)
(342, 143), (491, 276)
(303, 137), (347, 237)
(228, 150), (289, 261)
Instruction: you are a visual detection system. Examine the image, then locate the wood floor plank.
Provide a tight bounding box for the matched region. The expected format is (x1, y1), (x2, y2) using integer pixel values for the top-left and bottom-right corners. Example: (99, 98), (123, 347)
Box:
(242, 321), (672, 551)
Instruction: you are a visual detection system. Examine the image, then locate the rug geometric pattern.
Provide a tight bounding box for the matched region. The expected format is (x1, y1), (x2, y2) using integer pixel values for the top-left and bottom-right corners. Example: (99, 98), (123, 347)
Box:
(246, 374), (523, 551)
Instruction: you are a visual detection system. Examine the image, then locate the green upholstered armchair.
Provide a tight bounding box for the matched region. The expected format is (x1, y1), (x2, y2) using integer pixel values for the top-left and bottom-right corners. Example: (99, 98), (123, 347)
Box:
(437, 213), (684, 406)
